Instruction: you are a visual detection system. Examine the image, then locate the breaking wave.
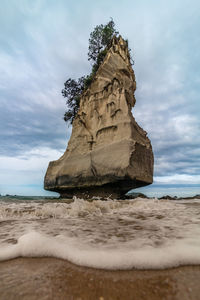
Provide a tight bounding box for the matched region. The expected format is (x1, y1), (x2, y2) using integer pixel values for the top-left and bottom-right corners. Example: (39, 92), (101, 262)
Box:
(0, 197), (200, 270)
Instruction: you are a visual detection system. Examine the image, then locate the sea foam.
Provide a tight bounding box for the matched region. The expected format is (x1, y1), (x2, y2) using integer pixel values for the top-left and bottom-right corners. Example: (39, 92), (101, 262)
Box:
(0, 197), (200, 270)
(1, 230), (200, 270)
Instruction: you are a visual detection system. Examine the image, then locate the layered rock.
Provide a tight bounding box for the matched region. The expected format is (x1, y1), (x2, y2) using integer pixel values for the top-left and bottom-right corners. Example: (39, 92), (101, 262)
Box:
(44, 36), (154, 199)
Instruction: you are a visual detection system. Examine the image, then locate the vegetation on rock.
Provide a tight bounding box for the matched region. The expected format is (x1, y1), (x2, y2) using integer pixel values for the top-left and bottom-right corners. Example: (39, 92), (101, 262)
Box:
(62, 19), (118, 124)
(62, 77), (85, 124)
(62, 19), (133, 124)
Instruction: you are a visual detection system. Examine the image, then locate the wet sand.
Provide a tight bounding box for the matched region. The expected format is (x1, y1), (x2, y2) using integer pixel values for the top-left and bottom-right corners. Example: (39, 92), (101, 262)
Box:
(0, 258), (199, 300)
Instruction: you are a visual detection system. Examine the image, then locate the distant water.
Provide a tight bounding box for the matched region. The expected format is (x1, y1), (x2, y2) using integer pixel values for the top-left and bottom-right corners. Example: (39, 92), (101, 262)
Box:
(131, 185), (200, 198)
(0, 195), (200, 270)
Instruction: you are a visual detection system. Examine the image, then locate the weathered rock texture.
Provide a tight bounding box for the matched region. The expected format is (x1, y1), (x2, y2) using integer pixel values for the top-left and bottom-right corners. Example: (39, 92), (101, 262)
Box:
(44, 36), (154, 199)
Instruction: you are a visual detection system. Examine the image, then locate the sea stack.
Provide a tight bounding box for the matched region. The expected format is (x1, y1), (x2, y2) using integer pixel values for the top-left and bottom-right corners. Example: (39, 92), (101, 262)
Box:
(44, 36), (154, 199)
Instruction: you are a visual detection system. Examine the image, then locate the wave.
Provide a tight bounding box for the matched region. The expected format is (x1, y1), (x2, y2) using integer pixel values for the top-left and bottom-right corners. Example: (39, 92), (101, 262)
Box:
(1, 230), (200, 270)
(0, 197), (191, 220)
(0, 198), (200, 270)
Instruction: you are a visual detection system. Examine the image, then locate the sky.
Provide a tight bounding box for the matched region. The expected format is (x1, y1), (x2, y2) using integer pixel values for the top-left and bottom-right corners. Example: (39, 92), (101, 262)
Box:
(0, 0), (200, 196)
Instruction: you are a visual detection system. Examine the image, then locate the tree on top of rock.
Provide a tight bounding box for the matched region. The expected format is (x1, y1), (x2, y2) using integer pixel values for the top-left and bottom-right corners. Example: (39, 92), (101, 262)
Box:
(88, 18), (118, 64)
(62, 19), (119, 124)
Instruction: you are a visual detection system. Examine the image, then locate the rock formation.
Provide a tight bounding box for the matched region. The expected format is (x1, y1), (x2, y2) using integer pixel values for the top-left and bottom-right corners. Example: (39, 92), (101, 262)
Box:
(44, 36), (154, 199)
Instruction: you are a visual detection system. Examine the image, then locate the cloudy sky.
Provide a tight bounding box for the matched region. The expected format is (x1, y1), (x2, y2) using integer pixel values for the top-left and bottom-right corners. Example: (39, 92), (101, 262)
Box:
(0, 0), (200, 196)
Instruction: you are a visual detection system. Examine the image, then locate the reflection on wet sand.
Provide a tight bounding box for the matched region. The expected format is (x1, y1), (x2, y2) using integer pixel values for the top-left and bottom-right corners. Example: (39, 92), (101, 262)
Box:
(0, 257), (199, 300)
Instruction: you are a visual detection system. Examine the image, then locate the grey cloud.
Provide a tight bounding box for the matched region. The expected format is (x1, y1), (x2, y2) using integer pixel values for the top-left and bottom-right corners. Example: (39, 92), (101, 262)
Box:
(0, 102), (69, 156)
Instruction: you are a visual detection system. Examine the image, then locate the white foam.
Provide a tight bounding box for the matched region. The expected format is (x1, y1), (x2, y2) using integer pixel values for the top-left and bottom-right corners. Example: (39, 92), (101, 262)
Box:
(0, 197), (180, 220)
(0, 197), (121, 220)
(1, 198), (200, 270)
(1, 230), (200, 270)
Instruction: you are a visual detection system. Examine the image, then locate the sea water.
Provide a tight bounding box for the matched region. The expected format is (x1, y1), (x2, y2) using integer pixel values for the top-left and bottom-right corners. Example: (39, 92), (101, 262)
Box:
(0, 196), (200, 270)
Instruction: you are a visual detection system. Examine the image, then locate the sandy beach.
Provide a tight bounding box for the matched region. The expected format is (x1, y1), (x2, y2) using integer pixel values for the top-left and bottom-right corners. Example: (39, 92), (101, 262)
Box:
(0, 258), (199, 300)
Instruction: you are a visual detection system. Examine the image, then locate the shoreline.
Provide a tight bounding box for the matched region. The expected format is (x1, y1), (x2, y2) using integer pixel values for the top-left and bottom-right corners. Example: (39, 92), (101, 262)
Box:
(1, 193), (200, 201)
(0, 257), (200, 299)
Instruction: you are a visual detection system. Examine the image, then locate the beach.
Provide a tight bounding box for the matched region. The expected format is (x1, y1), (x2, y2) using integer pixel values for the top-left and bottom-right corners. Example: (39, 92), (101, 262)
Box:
(1, 196), (200, 299)
(0, 257), (200, 300)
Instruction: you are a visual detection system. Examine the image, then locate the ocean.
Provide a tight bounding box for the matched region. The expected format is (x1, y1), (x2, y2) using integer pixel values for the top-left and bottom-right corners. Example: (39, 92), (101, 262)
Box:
(0, 195), (200, 270)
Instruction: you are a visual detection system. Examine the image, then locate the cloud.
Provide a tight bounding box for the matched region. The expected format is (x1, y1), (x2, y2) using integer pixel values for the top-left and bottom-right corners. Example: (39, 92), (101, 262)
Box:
(155, 174), (200, 185)
(0, 147), (63, 195)
(0, 147), (63, 172)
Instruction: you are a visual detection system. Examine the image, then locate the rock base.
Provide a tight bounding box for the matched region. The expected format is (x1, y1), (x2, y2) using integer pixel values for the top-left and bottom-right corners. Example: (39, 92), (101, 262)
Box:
(57, 180), (150, 200)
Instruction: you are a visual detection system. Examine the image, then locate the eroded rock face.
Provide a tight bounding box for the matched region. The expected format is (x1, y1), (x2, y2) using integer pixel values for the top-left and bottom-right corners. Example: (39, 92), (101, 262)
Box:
(44, 36), (154, 199)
